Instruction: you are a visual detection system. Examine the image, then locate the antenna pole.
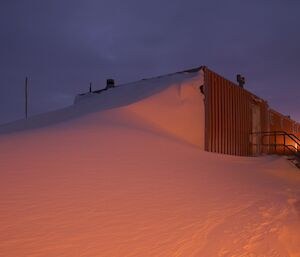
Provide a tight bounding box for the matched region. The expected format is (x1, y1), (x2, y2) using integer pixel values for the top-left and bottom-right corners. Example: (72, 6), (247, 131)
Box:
(25, 77), (28, 119)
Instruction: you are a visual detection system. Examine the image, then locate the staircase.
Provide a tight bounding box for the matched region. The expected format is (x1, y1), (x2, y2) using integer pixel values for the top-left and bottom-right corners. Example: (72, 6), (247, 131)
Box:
(251, 131), (300, 169)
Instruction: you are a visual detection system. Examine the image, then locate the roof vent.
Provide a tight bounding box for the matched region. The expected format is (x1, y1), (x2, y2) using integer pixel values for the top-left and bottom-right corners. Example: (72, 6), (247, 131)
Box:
(106, 79), (115, 89)
(236, 74), (245, 88)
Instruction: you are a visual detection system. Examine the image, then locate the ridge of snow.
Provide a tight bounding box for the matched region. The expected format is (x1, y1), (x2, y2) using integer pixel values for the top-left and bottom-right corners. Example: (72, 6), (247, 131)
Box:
(0, 71), (201, 135)
(1, 69), (300, 256)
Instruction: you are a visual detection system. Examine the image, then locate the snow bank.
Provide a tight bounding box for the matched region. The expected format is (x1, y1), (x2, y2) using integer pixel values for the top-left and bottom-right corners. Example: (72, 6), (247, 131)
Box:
(1, 70), (300, 257)
(0, 71), (205, 148)
(125, 74), (204, 147)
(74, 71), (205, 147)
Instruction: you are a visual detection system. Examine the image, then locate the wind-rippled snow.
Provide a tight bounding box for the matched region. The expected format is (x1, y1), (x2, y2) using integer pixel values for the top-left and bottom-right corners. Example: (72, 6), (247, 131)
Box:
(1, 71), (300, 256)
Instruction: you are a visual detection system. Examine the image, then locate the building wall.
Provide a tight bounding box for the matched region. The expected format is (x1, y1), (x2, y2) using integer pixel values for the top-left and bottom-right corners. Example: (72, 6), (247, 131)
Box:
(203, 67), (293, 156)
(204, 68), (259, 156)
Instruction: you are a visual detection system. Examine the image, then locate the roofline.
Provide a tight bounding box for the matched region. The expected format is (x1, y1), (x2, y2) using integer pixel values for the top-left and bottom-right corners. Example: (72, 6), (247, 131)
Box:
(136, 65), (205, 82)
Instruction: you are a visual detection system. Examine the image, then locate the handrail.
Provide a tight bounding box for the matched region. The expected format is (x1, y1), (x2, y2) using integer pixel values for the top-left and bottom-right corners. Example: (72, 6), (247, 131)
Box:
(252, 131), (300, 145)
(257, 143), (298, 155)
(251, 131), (300, 160)
(252, 130), (300, 140)
(252, 132), (300, 168)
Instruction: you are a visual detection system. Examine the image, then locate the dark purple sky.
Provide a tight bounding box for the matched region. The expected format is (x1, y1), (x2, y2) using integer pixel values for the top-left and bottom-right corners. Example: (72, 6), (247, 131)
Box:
(1, 0), (299, 124)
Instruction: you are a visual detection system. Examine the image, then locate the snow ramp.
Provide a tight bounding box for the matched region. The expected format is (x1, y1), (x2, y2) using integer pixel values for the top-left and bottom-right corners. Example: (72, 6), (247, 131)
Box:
(0, 71), (205, 148)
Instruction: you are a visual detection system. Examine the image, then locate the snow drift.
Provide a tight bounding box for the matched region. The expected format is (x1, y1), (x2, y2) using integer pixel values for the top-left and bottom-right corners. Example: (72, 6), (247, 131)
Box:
(0, 72), (205, 148)
(1, 70), (300, 257)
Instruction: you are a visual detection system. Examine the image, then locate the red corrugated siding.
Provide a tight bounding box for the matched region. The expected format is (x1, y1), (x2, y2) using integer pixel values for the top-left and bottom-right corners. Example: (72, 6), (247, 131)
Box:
(203, 67), (299, 156)
(203, 68), (269, 156)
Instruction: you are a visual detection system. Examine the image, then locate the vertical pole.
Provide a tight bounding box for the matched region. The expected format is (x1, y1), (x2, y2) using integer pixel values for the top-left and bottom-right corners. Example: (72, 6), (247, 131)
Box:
(89, 82), (92, 93)
(25, 77), (28, 119)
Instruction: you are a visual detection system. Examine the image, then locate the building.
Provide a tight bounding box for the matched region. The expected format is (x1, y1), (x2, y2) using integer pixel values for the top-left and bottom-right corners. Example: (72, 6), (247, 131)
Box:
(76, 66), (300, 158)
(202, 66), (300, 157)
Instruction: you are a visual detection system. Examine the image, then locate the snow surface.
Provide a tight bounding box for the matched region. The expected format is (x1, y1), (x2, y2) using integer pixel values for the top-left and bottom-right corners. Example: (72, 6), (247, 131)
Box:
(1, 71), (300, 257)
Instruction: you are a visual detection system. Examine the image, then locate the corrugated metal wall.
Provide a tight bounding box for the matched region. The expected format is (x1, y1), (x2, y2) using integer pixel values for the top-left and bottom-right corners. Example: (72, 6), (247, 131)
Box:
(203, 67), (268, 156)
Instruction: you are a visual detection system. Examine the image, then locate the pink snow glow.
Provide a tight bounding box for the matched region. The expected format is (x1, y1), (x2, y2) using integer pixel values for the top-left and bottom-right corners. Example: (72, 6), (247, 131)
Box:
(1, 72), (300, 256)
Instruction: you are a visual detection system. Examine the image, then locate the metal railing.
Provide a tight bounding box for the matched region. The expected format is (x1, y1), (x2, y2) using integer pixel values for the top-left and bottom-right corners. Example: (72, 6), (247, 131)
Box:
(251, 131), (300, 158)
